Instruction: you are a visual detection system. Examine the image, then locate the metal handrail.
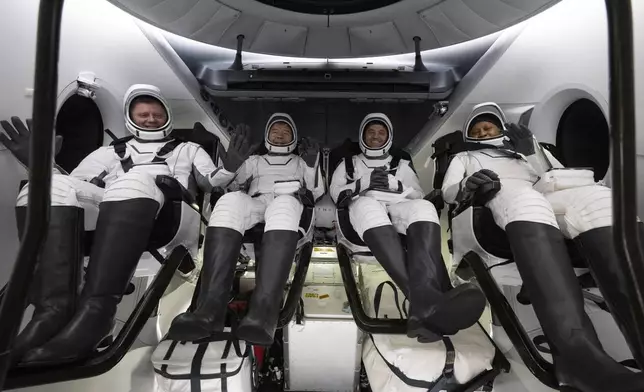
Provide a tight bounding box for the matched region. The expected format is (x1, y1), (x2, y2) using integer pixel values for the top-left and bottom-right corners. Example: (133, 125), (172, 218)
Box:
(3, 246), (186, 390)
(604, 0), (644, 365)
(463, 252), (558, 388)
(336, 244), (407, 334)
(0, 0), (64, 389)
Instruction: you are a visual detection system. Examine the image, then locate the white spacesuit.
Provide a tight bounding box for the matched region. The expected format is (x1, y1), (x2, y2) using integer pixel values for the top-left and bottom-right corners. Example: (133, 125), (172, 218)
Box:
(330, 113), (486, 343)
(168, 113), (324, 346)
(2, 84), (234, 364)
(441, 102), (644, 392)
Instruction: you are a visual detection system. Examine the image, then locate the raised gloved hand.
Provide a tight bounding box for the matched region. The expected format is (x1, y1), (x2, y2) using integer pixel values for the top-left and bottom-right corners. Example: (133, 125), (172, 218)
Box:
(370, 167), (390, 190)
(299, 137), (320, 167)
(461, 169), (501, 203)
(1, 116), (63, 168)
(503, 123), (536, 156)
(218, 123), (254, 172)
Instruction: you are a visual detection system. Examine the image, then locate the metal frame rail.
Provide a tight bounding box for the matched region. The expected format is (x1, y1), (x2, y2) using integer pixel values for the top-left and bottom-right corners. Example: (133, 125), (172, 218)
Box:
(0, 0), (643, 390)
(0, 0), (64, 389)
(604, 0), (644, 364)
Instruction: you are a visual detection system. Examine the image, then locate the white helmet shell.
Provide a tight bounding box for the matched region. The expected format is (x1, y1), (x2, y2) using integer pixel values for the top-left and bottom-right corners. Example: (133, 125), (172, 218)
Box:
(124, 84), (173, 141)
(359, 113), (393, 158)
(265, 113), (297, 154)
(463, 102), (508, 147)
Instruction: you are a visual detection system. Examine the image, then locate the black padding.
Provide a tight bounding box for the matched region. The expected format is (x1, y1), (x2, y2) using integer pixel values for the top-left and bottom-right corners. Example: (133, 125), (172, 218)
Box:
(328, 138), (361, 180)
(338, 207), (366, 246)
(539, 142), (561, 162)
(174, 122), (222, 162)
(147, 177), (188, 249)
(148, 199), (182, 250)
(472, 207), (513, 259)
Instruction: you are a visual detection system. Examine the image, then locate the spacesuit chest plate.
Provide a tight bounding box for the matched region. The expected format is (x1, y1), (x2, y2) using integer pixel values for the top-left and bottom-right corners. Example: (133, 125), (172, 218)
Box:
(248, 154), (305, 195)
(465, 150), (539, 183)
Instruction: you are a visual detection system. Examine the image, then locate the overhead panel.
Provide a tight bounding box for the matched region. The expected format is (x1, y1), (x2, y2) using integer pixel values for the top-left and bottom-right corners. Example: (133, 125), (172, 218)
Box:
(106, 0), (562, 58)
(304, 27), (352, 58)
(165, 0), (228, 37)
(142, 0), (201, 25)
(348, 22), (406, 57)
(250, 21), (309, 56)
(184, 4), (240, 45)
(391, 13), (441, 53)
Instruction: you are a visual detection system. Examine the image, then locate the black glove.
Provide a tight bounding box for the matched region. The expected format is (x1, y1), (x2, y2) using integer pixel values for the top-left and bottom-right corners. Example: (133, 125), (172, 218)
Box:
(299, 137), (320, 167)
(461, 169), (501, 203)
(0, 116), (63, 167)
(370, 167), (389, 190)
(503, 123), (535, 156)
(218, 123), (254, 172)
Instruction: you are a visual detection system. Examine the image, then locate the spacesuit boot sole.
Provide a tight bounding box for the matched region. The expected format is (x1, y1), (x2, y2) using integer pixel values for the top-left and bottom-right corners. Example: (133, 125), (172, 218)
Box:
(236, 316), (275, 347)
(409, 284), (486, 342)
(167, 313), (220, 342)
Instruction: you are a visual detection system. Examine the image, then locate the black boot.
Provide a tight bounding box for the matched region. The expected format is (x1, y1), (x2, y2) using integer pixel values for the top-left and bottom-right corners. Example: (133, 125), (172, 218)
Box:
(11, 206), (84, 360)
(405, 222), (486, 342)
(21, 198), (159, 364)
(507, 221), (644, 392)
(575, 224), (644, 369)
(167, 227), (243, 341)
(236, 230), (298, 346)
(363, 225), (485, 343)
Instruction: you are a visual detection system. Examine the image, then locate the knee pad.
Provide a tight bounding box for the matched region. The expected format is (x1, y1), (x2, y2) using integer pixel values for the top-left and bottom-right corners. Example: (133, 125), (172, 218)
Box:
(564, 186), (613, 238)
(349, 196), (390, 239)
(395, 199), (440, 225)
(103, 171), (164, 205)
(265, 195), (303, 232)
(17, 174), (83, 207)
(491, 188), (557, 229)
(209, 192), (255, 233)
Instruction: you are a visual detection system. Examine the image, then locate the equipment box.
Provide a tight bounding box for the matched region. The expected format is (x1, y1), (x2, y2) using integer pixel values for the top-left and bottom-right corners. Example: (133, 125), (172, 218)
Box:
(284, 258), (363, 392)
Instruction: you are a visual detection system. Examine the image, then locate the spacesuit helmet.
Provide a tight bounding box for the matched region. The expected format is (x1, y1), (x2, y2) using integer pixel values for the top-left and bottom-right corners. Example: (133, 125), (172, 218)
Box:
(464, 102), (508, 147)
(265, 113), (298, 154)
(359, 113), (393, 158)
(124, 84), (173, 141)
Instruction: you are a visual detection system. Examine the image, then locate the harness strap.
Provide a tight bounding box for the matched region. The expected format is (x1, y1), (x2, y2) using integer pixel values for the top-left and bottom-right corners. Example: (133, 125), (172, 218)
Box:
(371, 281), (458, 391)
(113, 138), (182, 173)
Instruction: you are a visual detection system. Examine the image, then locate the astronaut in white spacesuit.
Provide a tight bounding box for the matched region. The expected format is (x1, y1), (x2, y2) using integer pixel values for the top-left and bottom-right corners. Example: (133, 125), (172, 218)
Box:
(167, 112), (323, 346)
(441, 102), (644, 392)
(1, 84), (244, 364)
(330, 113), (486, 343)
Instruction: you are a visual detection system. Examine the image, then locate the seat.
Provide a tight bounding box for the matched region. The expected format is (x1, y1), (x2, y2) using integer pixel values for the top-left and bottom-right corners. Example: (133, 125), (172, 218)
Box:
(5, 122), (221, 389)
(194, 141), (319, 331)
(432, 130), (636, 389)
(326, 139), (509, 391)
(329, 139), (410, 260)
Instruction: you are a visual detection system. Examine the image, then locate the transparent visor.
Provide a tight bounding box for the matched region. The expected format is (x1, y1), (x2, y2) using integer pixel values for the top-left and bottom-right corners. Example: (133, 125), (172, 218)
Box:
(466, 116), (504, 141)
(127, 95), (170, 131)
(362, 121), (390, 149)
(266, 121), (294, 146)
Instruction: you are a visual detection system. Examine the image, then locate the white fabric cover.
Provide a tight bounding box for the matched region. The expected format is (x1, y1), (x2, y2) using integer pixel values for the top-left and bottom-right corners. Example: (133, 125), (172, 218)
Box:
(359, 264), (496, 391)
(106, 0), (561, 58)
(151, 337), (253, 392)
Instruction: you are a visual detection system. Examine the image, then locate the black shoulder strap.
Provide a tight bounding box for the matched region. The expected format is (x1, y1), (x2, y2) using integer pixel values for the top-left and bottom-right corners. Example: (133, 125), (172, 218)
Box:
(345, 156), (355, 181)
(112, 137), (134, 173)
(389, 155), (401, 176)
(152, 139), (183, 164)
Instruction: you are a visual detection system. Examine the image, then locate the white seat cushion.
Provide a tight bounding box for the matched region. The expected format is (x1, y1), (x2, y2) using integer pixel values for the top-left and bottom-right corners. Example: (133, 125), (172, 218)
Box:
(359, 264), (496, 391)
